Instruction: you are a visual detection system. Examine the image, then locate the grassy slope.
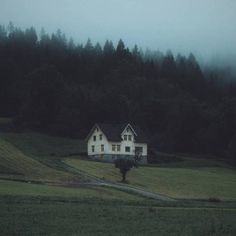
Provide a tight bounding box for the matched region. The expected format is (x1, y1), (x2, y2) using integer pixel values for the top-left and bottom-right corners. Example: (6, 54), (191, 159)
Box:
(0, 132), (87, 173)
(0, 117), (12, 124)
(1, 131), (236, 200)
(0, 137), (72, 182)
(0, 131), (88, 182)
(0, 132), (86, 158)
(65, 158), (236, 200)
(0, 130), (236, 235)
(0, 179), (142, 201)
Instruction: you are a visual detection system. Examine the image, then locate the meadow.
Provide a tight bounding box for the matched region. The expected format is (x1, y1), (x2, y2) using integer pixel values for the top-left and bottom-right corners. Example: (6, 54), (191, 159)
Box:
(0, 137), (73, 182)
(0, 131), (236, 235)
(65, 158), (236, 200)
(1, 196), (236, 236)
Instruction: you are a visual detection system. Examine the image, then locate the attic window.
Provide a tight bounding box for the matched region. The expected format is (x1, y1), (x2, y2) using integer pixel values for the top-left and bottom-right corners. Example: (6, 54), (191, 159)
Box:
(128, 135), (132, 141)
(124, 135), (127, 141)
(93, 135), (96, 141)
(127, 127), (130, 132)
(99, 134), (102, 140)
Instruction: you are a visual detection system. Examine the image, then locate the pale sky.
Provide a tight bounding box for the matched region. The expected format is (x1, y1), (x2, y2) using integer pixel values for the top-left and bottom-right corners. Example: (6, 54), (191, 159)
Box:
(1, 0), (236, 63)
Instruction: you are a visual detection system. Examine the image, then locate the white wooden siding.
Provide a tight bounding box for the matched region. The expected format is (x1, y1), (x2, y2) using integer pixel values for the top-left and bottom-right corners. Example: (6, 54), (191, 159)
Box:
(87, 125), (147, 156)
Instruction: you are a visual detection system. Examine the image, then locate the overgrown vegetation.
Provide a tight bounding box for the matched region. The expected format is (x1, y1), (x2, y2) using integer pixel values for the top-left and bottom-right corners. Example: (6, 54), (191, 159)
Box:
(0, 23), (236, 162)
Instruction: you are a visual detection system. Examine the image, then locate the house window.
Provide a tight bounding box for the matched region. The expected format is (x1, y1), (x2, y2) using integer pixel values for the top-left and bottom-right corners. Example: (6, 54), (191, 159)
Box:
(127, 127), (130, 132)
(117, 145), (121, 152)
(124, 135), (127, 141)
(125, 146), (130, 152)
(101, 144), (104, 152)
(128, 135), (132, 141)
(99, 134), (102, 140)
(112, 144), (116, 151)
(93, 135), (96, 141)
(91, 145), (95, 152)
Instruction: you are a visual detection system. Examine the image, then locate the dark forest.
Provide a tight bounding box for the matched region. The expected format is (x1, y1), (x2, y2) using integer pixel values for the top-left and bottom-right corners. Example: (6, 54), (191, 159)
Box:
(0, 23), (236, 162)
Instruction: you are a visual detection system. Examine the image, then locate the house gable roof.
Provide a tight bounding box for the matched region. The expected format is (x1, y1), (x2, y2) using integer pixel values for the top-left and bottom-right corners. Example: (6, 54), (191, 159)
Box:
(87, 123), (148, 143)
(121, 124), (137, 136)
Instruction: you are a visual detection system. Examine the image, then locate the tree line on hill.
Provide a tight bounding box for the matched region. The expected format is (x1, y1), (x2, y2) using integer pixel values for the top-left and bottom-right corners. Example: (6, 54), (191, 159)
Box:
(0, 23), (236, 163)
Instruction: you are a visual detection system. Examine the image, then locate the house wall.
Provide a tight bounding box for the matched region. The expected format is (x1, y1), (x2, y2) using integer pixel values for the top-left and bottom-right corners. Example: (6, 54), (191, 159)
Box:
(87, 125), (148, 163)
(134, 143), (148, 156)
(87, 127), (110, 156)
(120, 126), (147, 156)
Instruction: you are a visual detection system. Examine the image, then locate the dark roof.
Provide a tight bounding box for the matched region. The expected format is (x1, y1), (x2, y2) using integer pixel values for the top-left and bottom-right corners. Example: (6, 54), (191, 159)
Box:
(94, 123), (148, 143)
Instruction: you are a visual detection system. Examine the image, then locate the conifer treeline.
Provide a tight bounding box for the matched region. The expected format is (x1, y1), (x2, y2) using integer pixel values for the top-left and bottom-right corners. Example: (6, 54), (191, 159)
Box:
(0, 23), (236, 161)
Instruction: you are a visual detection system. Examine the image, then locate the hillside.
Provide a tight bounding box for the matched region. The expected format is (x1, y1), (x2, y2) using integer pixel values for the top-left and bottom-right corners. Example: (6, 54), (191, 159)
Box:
(65, 158), (236, 200)
(0, 137), (72, 182)
(1, 132), (86, 158)
(1, 130), (235, 200)
(1, 24), (236, 160)
(0, 131), (235, 235)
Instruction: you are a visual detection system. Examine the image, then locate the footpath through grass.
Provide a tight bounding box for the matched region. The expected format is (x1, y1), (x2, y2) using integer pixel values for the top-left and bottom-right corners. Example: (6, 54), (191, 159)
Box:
(65, 158), (236, 200)
(0, 179), (143, 201)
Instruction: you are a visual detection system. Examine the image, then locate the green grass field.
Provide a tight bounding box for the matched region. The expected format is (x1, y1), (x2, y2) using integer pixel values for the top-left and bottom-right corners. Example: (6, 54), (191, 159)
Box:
(1, 195), (236, 236)
(0, 131), (86, 159)
(0, 130), (236, 235)
(0, 137), (73, 182)
(0, 117), (12, 124)
(65, 158), (236, 200)
(0, 179), (142, 201)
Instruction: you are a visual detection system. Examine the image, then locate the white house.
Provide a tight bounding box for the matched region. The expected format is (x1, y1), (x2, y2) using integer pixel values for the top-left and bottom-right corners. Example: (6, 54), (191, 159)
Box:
(86, 123), (148, 163)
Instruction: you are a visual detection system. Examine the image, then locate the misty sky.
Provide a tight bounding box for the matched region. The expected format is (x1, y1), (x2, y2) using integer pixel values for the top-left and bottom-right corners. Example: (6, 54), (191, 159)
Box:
(1, 0), (236, 62)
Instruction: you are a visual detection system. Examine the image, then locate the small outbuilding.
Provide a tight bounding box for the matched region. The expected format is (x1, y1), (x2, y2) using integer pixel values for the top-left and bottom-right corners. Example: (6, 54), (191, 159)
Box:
(86, 123), (148, 163)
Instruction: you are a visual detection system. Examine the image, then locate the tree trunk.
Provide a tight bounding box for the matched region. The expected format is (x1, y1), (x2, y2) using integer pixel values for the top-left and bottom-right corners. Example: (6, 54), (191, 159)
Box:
(122, 171), (126, 182)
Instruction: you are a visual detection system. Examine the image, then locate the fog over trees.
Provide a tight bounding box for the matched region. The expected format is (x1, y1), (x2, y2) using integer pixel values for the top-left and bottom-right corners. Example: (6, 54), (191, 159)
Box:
(0, 24), (236, 163)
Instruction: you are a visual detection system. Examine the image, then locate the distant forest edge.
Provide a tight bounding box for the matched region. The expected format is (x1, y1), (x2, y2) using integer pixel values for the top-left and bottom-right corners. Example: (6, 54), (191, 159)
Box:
(0, 23), (236, 162)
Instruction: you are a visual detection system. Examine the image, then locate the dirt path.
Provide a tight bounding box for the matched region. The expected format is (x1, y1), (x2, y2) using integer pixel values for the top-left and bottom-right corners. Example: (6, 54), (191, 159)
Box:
(57, 162), (176, 201)
(62, 170), (175, 201)
(94, 182), (175, 201)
